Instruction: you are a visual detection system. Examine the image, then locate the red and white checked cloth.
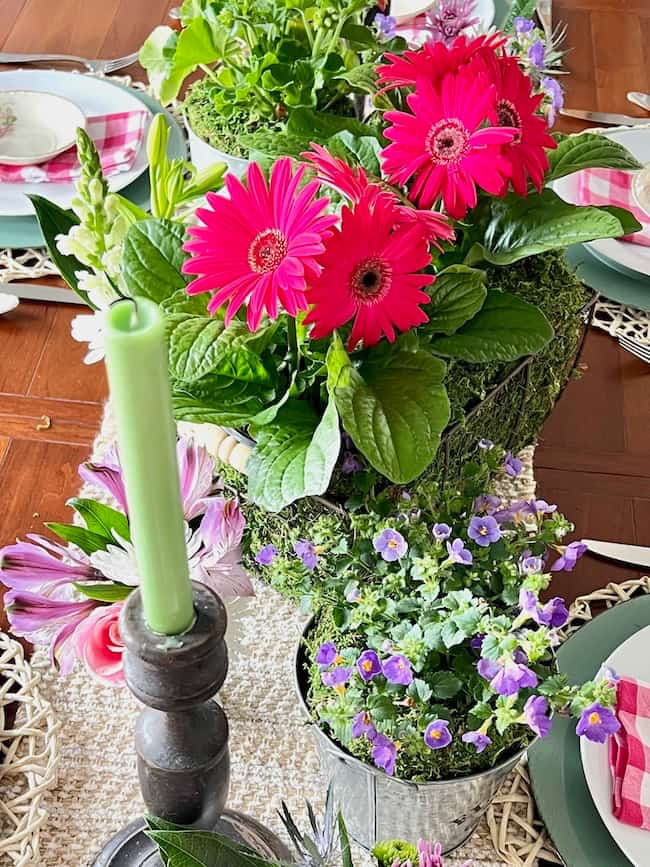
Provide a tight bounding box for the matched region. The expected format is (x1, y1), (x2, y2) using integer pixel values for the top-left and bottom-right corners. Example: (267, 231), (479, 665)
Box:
(0, 110), (148, 184)
(609, 676), (650, 829)
(575, 168), (650, 247)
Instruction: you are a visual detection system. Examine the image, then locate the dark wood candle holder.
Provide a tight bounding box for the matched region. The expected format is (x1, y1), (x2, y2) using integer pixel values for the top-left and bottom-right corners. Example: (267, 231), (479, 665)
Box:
(92, 582), (291, 866)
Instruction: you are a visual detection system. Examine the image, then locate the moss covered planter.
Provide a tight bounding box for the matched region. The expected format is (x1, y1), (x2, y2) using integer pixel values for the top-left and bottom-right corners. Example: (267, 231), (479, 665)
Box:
(185, 115), (250, 177)
(294, 617), (528, 853)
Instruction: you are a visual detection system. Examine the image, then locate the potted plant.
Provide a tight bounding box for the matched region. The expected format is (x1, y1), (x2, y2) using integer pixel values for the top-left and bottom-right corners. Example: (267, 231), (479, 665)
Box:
(139, 0), (402, 173)
(271, 446), (620, 851)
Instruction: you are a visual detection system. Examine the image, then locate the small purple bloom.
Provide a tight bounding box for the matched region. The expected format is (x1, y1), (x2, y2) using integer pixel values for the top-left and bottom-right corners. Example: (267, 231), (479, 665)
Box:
(521, 553), (544, 574)
(468, 515), (502, 547)
(254, 544), (278, 567)
(321, 666), (353, 690)
(446, 538), (473, 566)
(478, 656), (538, 696)
(503, 451), (523, 477)
(341, 451), (362, 474)
(294, 540), (319, 570)
(462, 730), (492, 753)
(551, 541), (587, 572)
(473, 494), (501, 514)
(78, 446), (129, 515)
(315, 642), (338, 669)
(598, 664), (621, 685)
(494, 500), (532, 524)
(373, 528), (408, 562)
(524, 695), (552, 738)
(346, 586), (361, 603)
(519, 588), (538, 617)
(478, 438), (494, 450)
(576, 702), (620, 743)
(352, 710), (376, 740)
(470, 633), (485, 651)
(375, 12), (397, 39)
(372, 733), (398, 776)
(528, 38), (546, 68)
(514, 16), (536, 34)
(529, 499), (557, 516)
(432, 522), (451, 542)
(424, 719), (452, 750)
(542, 76), (564, 126)
(357, 649), (382, 681)
(382, 653), (413, 686)
(538, 596), (569, 628)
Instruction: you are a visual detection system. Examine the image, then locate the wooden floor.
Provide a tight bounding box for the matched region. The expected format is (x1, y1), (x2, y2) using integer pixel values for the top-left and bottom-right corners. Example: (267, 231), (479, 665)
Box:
(1, 0), (650, 622)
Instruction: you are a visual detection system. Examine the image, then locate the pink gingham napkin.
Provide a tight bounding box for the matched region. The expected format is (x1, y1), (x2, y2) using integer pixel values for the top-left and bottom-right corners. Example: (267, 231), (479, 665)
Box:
(0, 110), (147, 184)
(575, 168), (650, 247)
(609, 677), (650, 829)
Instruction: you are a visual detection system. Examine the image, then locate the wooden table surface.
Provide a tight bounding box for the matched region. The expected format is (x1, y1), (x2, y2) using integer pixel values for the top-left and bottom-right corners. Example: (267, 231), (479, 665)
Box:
(0, 0), (649, 624)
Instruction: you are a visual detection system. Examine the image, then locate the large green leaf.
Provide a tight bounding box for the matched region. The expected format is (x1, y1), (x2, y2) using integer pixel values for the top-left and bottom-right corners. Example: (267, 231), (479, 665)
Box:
(68, 498), (130, 543)
(424, 265), (487, 336)
(159, 18), (221, 103)
(171, 375), (267, 426)
(431, 292), (553, 362)
(327, 335), (450, 484)
(122, 218), (188, 303)
(472, 189), (641, 265)
(327, 130), (382, 176)
(45, 523), (111, 555)
(287, 108), (379, 142)
(546, 132), (643, 182)
(146, 829), (280, 867)
(246, 400), (341, 512)
(28, 195), (89, 303)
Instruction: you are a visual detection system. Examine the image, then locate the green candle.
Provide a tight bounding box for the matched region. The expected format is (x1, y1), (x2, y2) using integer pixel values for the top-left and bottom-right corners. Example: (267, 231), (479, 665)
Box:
(104, 298), (194, 635)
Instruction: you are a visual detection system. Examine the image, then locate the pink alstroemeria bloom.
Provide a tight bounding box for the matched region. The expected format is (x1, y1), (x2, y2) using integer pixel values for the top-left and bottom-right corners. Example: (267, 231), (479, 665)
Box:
(78, 445), (129, 514)
(0, 534), (97, 593)
(177, 437), (221, 520)
(5, 589), (98, 674)
(196, 499), (255, 600)
(74, 602), (125, 686)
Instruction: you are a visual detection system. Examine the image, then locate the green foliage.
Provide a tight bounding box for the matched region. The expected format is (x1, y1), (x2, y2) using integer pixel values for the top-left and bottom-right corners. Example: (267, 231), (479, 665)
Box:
(45, 523), (112, 556)
(122, 218), (189, 303)
(74, 582), (133, 602)
(423, 265), (487, 336)
(67, 498), (131, 543)
(27, 196), (86, 301)
(546, 132), (643, 182)
(373, 840), (417, 867)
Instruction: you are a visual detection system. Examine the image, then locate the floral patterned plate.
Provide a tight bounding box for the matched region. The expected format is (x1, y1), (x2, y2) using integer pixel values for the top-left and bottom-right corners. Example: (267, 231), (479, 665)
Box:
(0, 89), (85, 165)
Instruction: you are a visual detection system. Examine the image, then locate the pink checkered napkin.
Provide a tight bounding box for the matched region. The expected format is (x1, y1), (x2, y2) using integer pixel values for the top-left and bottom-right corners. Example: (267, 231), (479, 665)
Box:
(0, 110), (147, 183)
(575, 168), (650, 247)
(609, 677), (650, 829)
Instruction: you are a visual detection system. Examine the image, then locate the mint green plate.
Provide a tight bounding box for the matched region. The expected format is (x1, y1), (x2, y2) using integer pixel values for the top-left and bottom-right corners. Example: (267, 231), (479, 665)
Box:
(529, 596), (650, 866)
(0, 84), (186, 250)
(565, 244), (650, 312)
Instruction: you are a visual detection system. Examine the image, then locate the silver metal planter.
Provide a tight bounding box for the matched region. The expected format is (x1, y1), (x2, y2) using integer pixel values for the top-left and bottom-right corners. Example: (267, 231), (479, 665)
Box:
(295, 620), (527, 854)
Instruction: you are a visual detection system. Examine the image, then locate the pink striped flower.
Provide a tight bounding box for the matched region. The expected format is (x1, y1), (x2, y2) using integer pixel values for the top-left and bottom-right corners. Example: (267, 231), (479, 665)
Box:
(74, 602), (125, 686)
(0, 535), (96, 593)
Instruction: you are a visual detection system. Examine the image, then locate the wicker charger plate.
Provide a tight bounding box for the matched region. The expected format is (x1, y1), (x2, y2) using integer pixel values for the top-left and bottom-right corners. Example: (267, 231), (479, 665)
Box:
(0, 632), (60, 866)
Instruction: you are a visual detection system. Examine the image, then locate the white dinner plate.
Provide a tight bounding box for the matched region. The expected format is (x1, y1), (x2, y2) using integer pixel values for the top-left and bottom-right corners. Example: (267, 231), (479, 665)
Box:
(553, 127), (650, 279)
(0, 90), (86, 164)
(0, 70), (151, 217)
(580, 624), (650, 867)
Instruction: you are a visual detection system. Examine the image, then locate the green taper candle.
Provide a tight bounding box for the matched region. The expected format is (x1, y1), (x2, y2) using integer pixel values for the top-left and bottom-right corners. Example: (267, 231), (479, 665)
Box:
(104, 298), (194, 635)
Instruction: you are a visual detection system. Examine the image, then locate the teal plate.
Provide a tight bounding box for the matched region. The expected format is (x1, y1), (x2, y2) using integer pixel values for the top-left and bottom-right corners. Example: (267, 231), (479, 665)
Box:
(0, 84), (186, 250)
(529, 596), (650, 867)
(565, 244), (650, 311)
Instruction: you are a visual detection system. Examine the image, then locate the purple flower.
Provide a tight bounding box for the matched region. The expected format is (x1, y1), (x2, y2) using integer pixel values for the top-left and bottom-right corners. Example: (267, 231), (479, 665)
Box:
(462, 730), (492, 753)
(315, 642), (338, 669)
(176, 437), (220, 519)
(341, 451), (362, 474)
(576, 703), (620, 743)
(424, 719), (452, 750)
(425, 0), (480, 46)
(503, 451), (523, 477)
(551, 541), (587, 572)
(196, 499), (254, 600)
(346, 586), (361, 602)
(374, 12), (397, 39)
(446, 538), (473, 565)
(529, 499), (557, 517)
(473, 495), (501, 514)
(352, 710), (376, 740)
(470, 633), (485, 651)
(0, 535), (95, 593)
(357, 649), (382, 681)
(494, 500), (532, 524)
(538, 596), (569, 628)
(521, 553), (544, 574)
(542, 76), (564, 126)
(78, 446), (129, 515)
(321, 666), (353, 690)
(528, 38), (546, 68)
(478, 656), (538, 696)
(373, 528), (408, 562)
(523, 695), (552, 738)
(478, 438), (494, 450)
(468, 515), (502, 547)
(598, 664), (621, 686)
(255, 544), (278, 566)
(514, 16), (536, 34)
(432, 522), (451, 542)
(371, 733), (398, 776)
(382, 653), (413, 686)
(519, 588), (538, 617)
(294, 540), (319, 570)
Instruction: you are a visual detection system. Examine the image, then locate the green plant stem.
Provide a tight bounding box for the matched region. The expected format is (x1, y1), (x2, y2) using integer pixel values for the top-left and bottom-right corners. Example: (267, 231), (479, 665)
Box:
(296, 8), (314, 49)
(199, 63), (219, 84)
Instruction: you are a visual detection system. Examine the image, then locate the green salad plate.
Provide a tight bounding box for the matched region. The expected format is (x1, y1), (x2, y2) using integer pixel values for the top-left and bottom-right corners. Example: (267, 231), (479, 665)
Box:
(565, 245), (650, 312)
(529, 595), (650, 866)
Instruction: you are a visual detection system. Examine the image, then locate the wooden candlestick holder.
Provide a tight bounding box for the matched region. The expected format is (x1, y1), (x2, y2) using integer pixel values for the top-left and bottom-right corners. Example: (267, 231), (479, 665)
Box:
(92, 581), (291, 866)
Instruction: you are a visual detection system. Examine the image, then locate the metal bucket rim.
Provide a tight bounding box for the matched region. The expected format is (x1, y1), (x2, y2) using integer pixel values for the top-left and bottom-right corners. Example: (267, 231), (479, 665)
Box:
(294, 615), (531, 790)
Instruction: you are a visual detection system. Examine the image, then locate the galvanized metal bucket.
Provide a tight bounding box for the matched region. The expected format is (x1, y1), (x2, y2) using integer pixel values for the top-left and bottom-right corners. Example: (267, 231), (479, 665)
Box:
(294, 619), (527, 854)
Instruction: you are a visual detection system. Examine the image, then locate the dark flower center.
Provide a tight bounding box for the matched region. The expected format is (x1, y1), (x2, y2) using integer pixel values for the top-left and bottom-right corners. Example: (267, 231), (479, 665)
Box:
(426, 118), (470, 165)
(248, 228), (288, 274)
(349, 256), (392, 303)
(496, 99), (522, 142)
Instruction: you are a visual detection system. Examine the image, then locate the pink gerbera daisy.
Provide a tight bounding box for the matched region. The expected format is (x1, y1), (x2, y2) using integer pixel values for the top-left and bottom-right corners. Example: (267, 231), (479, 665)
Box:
(381, 64), (517, 218)
(182, 158), (338, 331)
(303, 188), (434, 350)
